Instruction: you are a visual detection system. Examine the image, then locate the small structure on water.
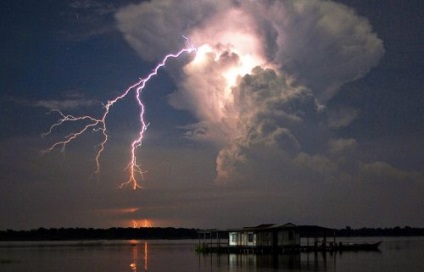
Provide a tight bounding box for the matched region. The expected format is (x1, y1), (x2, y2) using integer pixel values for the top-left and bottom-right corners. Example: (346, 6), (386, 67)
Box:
(228, 223), (300, 250)
(197, 223), (380, 254)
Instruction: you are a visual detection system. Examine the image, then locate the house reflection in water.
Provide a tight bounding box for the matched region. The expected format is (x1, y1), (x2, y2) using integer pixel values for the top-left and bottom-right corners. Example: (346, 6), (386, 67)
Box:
(199, 250), (340, 271)
(228, 253), (301, 270)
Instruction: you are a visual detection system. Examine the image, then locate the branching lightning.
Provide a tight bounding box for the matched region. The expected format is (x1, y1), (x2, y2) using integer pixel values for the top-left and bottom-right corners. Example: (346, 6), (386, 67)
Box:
(43, 38), (196, 190)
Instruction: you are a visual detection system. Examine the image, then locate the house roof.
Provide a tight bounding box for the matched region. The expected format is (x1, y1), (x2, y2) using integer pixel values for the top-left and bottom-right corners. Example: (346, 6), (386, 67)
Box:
(296, 225), (335, 236)
(227, 223), (334, 236)
(228, 223), (298, 232)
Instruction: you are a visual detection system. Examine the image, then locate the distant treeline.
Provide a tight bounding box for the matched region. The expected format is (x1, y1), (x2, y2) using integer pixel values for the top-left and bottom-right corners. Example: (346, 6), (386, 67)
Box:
(1, 226), (423, 241)
(0, 227), (199, 241)
(335, 226), (424, 237)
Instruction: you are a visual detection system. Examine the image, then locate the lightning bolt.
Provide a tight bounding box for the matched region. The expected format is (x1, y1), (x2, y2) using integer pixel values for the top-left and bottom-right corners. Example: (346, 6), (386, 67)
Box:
(43, 37), (196, 190)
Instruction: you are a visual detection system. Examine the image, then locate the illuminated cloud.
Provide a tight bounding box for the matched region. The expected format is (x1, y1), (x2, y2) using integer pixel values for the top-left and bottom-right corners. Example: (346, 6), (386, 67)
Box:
(248, 0), (385, 102)
(115, 0), (232, 61)
(115, 0), (387, 183)
(215, 67), (323, 182)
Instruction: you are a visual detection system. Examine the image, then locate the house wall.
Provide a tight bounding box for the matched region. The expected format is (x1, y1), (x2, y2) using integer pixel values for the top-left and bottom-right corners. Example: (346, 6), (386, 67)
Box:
(229, 231), (256, 247)
(229, 228), (300, 248)
(229, 232), (237, 246)
(255, 232), (273, 247)
(278, 229), (300, 246)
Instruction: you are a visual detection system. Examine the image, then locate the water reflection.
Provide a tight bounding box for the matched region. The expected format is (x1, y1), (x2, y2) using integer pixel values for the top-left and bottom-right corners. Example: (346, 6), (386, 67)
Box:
(129, 241), (149, 271)
(228, 253), (301, 270)
(1, 238), (423, 272)
(199, 251), (365, 271)
(144, 241), (148, 271)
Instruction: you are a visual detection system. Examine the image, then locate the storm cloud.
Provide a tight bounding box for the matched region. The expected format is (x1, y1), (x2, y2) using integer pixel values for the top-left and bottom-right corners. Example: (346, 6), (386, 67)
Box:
(114, 0), (392, 185)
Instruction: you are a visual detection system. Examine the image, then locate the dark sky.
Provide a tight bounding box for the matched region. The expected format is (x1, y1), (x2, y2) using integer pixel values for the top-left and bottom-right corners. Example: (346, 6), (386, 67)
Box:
(1, 0), (423, 230)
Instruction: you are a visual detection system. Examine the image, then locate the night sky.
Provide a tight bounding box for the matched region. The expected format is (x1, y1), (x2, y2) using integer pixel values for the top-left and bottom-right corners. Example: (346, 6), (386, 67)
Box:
(1, 0), (423, 230)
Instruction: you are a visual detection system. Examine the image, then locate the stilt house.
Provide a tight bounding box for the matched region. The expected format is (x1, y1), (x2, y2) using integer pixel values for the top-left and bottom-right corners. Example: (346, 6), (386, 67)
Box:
(228, 223), (300, 249)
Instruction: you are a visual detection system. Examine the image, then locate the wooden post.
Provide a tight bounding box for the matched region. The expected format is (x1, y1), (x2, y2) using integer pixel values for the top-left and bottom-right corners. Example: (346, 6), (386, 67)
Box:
(323, 233), (327, 249)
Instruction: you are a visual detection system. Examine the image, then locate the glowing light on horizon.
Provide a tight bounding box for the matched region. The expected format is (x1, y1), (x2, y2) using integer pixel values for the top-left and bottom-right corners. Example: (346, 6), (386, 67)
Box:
(43, 38), (196, 190)
(132, 219), (152, 228)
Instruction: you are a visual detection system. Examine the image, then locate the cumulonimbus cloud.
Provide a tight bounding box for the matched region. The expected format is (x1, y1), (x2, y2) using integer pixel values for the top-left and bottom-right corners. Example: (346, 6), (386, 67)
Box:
(115, 0), (390, 184)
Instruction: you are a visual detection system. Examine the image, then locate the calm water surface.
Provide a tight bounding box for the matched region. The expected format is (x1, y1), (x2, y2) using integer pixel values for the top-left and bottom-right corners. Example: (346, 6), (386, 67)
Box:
(1, 237), (423, 272)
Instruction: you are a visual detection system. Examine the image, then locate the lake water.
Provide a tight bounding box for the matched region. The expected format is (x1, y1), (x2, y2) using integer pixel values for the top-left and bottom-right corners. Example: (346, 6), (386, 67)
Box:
(1, 237), (424, 271)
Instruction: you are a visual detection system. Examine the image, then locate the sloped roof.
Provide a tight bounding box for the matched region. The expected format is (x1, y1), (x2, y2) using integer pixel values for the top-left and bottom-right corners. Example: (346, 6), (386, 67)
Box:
(228, 223), (334, 236)
(253, 224), (275, 228)
(228, 223), (298, 232)
(296, 225), (335, 236)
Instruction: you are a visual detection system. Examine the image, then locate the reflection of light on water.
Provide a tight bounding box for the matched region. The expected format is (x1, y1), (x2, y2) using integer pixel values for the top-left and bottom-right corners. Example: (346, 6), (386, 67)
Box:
(144, 242), (148, 271)
(130, 240), (138, 272)
(128, 240), (148, 271)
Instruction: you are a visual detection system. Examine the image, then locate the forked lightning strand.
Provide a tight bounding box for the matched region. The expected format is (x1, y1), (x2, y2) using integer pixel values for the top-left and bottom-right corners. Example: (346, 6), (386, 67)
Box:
(43, 39), (196, 190)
